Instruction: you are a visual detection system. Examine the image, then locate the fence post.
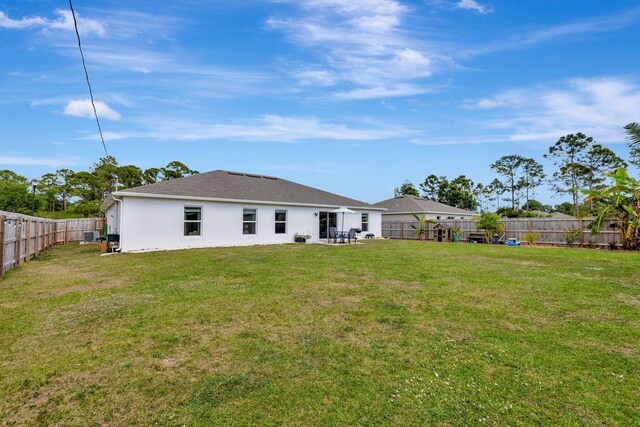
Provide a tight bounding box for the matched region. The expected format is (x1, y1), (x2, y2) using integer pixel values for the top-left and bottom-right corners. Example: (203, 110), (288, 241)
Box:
(64, 220), (68, 243)
(25, 219), (31, 262)
(35, 221), (40, 256)
(579, 218), (585, 248)
(15, 219), (22, 266)
(0, 215), (5, 278)
(400, 222), (404, 240)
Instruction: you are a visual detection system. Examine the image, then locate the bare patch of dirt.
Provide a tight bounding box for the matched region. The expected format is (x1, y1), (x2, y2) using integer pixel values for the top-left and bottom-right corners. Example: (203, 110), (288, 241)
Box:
(49, 276), (129, 296)
(18, 262), (130, 297)
(617, 293), (640, 308)
(494, 319), (525, 331)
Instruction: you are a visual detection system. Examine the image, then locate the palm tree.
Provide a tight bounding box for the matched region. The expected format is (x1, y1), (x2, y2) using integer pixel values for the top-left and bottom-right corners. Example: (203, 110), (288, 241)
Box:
(410, 213), (435, 241)
(624, 122), (640, 144)
(474, 212), (504, 242)
(450, 225), (463, 242)
(625, 122), (640, 169)
(584, 168), (639, 249)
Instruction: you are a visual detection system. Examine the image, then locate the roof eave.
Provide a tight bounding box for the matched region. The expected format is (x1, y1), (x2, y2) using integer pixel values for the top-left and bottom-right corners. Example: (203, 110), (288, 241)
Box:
(381, 210), (476, 216)
(112, 191), (387, 211)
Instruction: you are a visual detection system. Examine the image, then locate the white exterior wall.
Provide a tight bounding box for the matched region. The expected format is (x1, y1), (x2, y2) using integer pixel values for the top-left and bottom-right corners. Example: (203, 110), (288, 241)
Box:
(117, 196), (382, 252)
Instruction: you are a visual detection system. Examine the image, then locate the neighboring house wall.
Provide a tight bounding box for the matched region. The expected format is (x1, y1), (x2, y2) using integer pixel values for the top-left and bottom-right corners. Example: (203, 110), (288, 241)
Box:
(382, 212), (475, 221)
(118, 196), (381, 252)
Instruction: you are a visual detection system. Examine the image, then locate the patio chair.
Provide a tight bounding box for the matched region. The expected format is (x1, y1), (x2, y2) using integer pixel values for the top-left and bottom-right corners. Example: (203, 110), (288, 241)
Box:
(346, 228), (358, 244)
(329, 227), (339, 243)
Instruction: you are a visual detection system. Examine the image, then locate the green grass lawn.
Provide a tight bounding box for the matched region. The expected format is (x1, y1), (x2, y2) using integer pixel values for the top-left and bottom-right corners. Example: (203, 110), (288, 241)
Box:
(0, 240), (638, 425)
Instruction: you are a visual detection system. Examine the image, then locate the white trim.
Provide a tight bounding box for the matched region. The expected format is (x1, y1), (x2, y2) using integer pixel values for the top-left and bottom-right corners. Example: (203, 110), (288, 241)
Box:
(242, 207), (257, 235)
(112, 195), (123, 251)
(183, 205), (203, 237)
(361, 212), (369, 232)
(274, 209), (287, 235)
(111, 191), (386, 211)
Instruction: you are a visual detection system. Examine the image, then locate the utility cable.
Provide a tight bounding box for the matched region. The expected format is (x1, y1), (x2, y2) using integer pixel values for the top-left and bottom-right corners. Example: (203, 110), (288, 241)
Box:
(68, 0), (109, 157)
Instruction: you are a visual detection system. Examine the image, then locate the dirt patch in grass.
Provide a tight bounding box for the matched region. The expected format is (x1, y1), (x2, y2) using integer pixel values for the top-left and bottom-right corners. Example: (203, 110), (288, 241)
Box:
(618, 293), (640, 308)
(18, 262), (130, 297)
(6, 371), (95, 425)
(192, 372), (268, 409)
(380, 279), (426, 288)
(44, 294), (156, 329)
(48, 276), (129, 296)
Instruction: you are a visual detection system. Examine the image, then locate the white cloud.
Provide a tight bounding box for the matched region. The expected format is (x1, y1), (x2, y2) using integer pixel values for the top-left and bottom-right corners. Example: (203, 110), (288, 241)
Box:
(455, 0), (492, 14)
(463, 90), (527, 109)
(301, 0), (409, 16)
(63, 99), (121, 120)
(465, 7), (640, 57)
(395, 48), (430, 67)
(333, 84), (433, 100)
(88, 114), (412, 143)
(0, 9), (106, 36)
(463, 76), (640, 144)
(0, 156), (74, 167)
(410, 135), (509, 146)
(291, 69), (336, 87)
(268, 0), (440, 98)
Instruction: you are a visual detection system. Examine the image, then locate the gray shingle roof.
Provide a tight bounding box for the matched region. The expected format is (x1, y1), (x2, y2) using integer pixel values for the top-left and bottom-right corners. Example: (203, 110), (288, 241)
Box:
(374, 195), (477, 215)
(529, 210), (575, 219)
(112, 170), (378, 209)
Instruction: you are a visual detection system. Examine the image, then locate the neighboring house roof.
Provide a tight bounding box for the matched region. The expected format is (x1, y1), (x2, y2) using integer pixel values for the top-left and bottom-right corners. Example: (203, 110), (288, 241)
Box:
(103, 170), (382, 210)
(529, 210), (575, 219)
(373, 195), (476, 216)
(549, 211), (575, 219)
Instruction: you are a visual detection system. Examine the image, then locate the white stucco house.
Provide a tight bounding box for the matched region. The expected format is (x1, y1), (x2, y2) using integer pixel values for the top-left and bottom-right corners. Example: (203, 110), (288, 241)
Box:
(373, 195), (476, 221)
(102, 170), (384, 252)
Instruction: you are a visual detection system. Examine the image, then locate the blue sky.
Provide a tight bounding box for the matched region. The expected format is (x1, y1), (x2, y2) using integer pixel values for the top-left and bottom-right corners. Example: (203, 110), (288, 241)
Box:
(1, 0), (639, 206)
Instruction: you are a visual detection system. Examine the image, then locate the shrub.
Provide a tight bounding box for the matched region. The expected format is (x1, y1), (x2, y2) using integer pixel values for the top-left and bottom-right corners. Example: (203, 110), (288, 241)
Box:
(523, 232), (537, 245)
(563, 228), (581, 246)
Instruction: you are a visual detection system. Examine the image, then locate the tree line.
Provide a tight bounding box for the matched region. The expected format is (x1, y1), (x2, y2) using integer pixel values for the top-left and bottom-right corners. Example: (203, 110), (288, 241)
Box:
(0, 157), (198, 218)
(395, 124), (640, 218)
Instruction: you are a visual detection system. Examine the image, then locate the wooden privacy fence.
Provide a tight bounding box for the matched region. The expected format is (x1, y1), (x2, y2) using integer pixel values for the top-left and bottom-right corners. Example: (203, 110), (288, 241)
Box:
(382, 217), (622, 248)
(1, 211), (104, 277)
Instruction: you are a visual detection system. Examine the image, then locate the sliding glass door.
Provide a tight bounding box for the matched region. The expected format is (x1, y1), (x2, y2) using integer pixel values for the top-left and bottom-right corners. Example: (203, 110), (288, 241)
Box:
(318, 212), (337, 239)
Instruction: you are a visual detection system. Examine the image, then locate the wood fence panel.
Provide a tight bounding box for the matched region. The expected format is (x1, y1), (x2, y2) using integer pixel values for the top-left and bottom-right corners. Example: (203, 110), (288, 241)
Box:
(3, 218), (17, 274)
(0, 211), (103, 278)
(382, 217), (622, 248)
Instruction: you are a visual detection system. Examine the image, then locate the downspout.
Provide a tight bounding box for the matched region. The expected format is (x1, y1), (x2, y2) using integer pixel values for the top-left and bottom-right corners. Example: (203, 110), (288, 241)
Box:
(112, 195), (123, 252)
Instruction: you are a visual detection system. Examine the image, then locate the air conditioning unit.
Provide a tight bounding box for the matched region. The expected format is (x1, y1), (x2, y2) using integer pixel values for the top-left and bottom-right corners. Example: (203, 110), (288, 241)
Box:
(83, 231), (99, 243)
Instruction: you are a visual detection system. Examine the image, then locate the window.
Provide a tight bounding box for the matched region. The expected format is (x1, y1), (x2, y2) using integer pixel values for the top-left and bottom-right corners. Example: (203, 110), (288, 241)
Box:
(243, 208), (257, 234)
(275, 209), (287, 234)
(361, 213), (369, 232)
(436, 216), (441, 220)
(184, 206), (201, 236)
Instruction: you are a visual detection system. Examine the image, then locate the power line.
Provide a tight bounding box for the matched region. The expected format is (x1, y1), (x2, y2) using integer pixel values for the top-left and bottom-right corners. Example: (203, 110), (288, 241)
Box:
(68, 0), (108, 157)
